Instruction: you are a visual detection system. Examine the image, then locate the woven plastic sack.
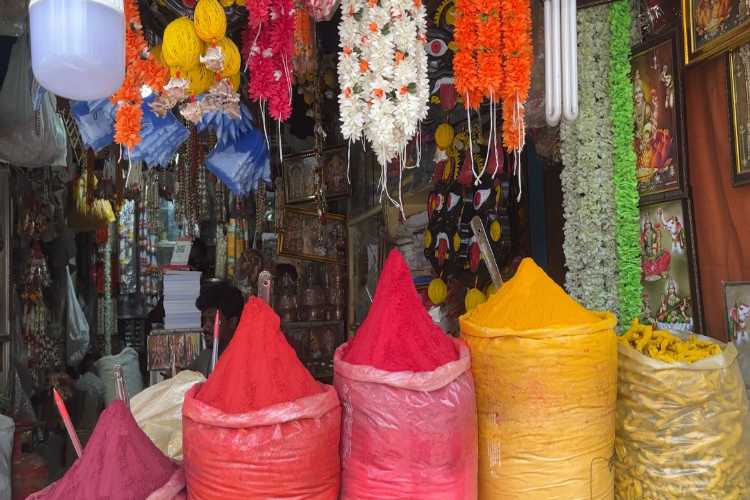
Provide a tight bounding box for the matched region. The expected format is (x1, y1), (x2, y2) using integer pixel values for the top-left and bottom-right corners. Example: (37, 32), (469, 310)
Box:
(94, 347), (144, 405)
(615, 334), (750, 499)
(131, 371), (205, 461)
(182, 383), (341, 499)
(333, 338), (477, 500)
(460, 312), (618, 500)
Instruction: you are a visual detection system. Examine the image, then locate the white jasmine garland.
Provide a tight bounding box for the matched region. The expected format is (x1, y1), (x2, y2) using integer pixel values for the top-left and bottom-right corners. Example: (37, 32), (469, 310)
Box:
(337, 0), (429, 167)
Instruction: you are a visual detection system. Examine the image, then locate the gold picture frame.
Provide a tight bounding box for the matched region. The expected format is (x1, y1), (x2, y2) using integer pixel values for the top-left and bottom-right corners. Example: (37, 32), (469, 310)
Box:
(283, 148), (351, 204)
(729, 42), (750, 185)
(277, 208), (347, 264)
(682, 0), (750, 64)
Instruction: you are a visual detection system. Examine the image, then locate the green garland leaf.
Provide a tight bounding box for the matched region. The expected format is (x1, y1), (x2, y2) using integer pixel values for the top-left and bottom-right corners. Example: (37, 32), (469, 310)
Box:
(609, 0), (642, 326)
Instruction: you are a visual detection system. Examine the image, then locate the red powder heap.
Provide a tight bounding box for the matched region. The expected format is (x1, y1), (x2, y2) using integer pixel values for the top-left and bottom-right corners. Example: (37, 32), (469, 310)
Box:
(343, 249), (458, 372)
(196, 297), (323, 414)
(32, 400), (176, 500)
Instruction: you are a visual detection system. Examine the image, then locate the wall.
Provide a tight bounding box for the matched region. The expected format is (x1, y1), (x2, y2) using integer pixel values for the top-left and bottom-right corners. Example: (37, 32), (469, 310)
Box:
(685, 55), (750, 341)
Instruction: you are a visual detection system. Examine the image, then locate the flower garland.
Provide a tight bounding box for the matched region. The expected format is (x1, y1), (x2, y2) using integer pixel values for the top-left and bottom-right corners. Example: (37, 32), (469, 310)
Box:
(111, 0), (168, 149)
(244, 0), (295, 122)
(337, 0), (430, 167)
(560, 4), (618, 313)
(499, 0), (532, 153)
(610, 0), (642, 326)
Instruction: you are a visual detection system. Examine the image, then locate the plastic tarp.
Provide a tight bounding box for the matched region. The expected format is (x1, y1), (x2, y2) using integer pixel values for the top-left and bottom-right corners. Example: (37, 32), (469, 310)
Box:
(460, 312), (618, 500)
(333, 338), (477, 500)
(0, 414), (13, 500)
(182, 383), (341, 499)
(130, 371), (205, 461)
(94, 347), (144, 405)
(615, 334), (750, 499)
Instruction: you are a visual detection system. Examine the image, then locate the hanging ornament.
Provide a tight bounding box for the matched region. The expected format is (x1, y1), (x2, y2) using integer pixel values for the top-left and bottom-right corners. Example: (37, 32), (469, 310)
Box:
(428, 277), (448, 305)
(194, 0), (228, 43)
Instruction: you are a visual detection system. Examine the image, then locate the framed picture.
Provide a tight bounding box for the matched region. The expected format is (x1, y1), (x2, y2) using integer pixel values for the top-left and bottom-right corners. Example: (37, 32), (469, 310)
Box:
(632, 36), (686, 200)
(347, 206), (385, 337)
(722, 281), (750, 344)
(283, 148), (350, 204)
(682, 0), (750, 64)
(729, 42), (750, 185)
(278, 208), (347, 264)
(640, 198), (702, 332)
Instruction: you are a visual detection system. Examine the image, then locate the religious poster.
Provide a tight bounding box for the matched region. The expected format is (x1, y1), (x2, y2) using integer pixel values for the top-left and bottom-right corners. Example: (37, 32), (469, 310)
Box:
(723, 281), (750, 344)
(729, 42), (750, 185)
(640, 199), (699, 332)
(683, 0), (750, 63)
(632, 39), (682, 199)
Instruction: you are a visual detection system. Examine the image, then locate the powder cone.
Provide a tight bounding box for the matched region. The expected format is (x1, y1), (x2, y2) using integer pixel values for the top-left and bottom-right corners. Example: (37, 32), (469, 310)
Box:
(30, 400), (176, 500)
(196, 296), (323, 413)
(343, 249), (458, 372)
(462, 257), (599, 330)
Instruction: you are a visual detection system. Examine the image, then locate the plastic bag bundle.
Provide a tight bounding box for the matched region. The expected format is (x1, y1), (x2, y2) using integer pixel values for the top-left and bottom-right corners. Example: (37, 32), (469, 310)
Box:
(615, 335), (750, 499)
(65, 265), (90, 367)
(130, 370), (205, 461)
(182, 384), (341, 499)
(70, 99), (116, 153)
(205, 125), (270, 196)
(94, 347), (144, 405)
(334, 339), (478, 499)
(124, 96), (190, 167)
(197, 103), (254, 147)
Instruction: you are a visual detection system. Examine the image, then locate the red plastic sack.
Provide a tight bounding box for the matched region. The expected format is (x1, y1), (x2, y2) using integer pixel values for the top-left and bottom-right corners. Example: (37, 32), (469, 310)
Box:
(182, 383), (341, 500)
(334, 338), (477, 499)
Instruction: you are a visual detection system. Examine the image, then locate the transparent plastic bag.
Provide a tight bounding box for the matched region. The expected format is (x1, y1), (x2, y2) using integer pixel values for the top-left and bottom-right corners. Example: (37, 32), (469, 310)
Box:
(0, 34), (66, 167)
(94, 347), (144, 405)
(615, 334), (750, 499)
(333, 339), (478, 500)
(460, 312), (618, 500)
(182, 384), (341, 499)
(131, 371), (205, 461)
(65, 265), (89, 367)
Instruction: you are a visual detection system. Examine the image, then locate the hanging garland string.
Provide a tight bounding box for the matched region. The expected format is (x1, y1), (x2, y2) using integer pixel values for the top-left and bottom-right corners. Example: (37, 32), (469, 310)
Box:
(609, 0), (642, 326)
(560, 4), (618, 313)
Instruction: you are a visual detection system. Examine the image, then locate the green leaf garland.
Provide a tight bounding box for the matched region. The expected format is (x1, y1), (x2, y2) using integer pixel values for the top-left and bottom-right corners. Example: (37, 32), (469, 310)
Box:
(609, 0), (642, 325)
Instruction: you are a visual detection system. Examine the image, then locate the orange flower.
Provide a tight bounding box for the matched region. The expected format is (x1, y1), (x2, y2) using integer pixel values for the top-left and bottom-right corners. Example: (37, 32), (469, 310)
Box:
(359, 59), (369, 72)
(369, 22), (378, 32)
(373, 88), (384, 98)
(344, 87), (353, 97)
(399, 85), (408, 95)
(394, 51), (404, 64)
(344, 47), (352, 55)
(114, 104), (143, 149)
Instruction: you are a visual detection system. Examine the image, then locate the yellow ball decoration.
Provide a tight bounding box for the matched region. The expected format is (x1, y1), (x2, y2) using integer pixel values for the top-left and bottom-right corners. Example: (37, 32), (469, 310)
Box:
(452, 232), (461, 252)
(163, 17), (202, 71)
(216, 37), (241, 76)
(228, 72), (241, 91)
(435, 123), (455, 150)
(490, 219), (502, 241)
(465, 287), (487, 312)
(219, 0), (235, 5)
(428, 278), (448, 305)
(423, 229), (433, 249)
(186, 65), (214, 96)
(194, 0), (227, 43)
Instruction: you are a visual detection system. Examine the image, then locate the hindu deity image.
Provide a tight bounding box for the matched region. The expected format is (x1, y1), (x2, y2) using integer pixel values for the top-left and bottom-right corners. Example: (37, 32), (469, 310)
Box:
(641, 289), (656, 325)
(658, 207), (686, 255)
(641, 214), (671, 281)
(695, 0), (733, 38)
(656, 276), (693, 331)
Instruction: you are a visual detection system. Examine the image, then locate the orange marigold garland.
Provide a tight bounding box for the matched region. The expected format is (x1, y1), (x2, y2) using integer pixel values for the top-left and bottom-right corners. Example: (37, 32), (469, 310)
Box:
(112, 0), (169, 149)
(499, 0), (532, 153)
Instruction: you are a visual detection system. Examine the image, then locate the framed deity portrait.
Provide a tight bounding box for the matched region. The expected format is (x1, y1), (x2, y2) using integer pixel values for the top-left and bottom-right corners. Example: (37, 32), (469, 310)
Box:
(682, 0), (750, 64)
(278, 208), (347, 264)
(728, 42), (750, 185)
(283, 148), (350, 204)
(639, 198), (702, 333)
(632, 36), (686, 200)
(722, 281), (750, 345)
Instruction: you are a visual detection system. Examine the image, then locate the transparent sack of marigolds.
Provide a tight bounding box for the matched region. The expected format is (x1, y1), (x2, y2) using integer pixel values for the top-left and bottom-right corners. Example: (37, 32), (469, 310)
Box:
(615, 334), (750, 500)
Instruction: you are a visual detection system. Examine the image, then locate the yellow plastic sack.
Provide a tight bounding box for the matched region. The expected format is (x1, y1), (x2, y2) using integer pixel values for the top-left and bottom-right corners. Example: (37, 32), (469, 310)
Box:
(130, 370), (205, 461)
(615, 335), (750, 500)
(461, 313), (618, 499)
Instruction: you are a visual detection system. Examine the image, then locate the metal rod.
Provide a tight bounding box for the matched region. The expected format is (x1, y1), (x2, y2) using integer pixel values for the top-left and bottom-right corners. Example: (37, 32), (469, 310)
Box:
(470, 216), (504, 289)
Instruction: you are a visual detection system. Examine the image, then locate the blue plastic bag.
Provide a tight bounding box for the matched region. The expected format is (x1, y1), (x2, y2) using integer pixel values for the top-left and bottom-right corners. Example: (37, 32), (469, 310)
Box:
(71, 99), (115, 153)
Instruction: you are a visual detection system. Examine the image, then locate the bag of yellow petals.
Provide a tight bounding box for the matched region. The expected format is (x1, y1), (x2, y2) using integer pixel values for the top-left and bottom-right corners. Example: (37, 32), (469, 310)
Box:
(616, 321), (750, 500)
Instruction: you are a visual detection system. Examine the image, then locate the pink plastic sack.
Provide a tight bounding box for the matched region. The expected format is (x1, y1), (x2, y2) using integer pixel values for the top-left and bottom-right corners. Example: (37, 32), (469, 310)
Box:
(334, 338), (478, 499)
(182, 384), (341, 500)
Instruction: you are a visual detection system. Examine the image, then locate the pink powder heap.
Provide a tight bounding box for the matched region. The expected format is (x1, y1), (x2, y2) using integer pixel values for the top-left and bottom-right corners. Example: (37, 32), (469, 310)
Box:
(32, 400), (176, 500)
(196, 297), (323, 414)
(343, 249), (458, 372)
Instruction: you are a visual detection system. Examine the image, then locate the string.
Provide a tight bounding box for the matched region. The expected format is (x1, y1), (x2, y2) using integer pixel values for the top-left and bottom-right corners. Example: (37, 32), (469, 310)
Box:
(466, 92), (477, 181)
(346, 139), (352, 184)
(260, 101), (270, 150)
(244, 22), (264, 73)
(278, 119), (283, 164)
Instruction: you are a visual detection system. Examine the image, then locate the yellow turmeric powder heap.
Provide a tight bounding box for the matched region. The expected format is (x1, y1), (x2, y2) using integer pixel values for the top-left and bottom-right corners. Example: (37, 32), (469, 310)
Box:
(462, 257), (599, 329)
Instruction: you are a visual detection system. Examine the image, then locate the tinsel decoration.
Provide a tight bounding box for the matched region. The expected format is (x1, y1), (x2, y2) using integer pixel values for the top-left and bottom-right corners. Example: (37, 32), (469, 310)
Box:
(610, 0), (642, 326)
(559, 4), (618, 313)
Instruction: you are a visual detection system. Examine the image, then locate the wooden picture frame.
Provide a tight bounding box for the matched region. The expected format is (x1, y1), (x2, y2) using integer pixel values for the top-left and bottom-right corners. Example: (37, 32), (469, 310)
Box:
(278, 208), (347, 264)
(639, 197), (703, 333)
(632, 35), (689, 202)
(728, 42), (750, 185)
(283, 148), (351, 204)
(682, 0), (750, 64)
(722, 281), (750, 344)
